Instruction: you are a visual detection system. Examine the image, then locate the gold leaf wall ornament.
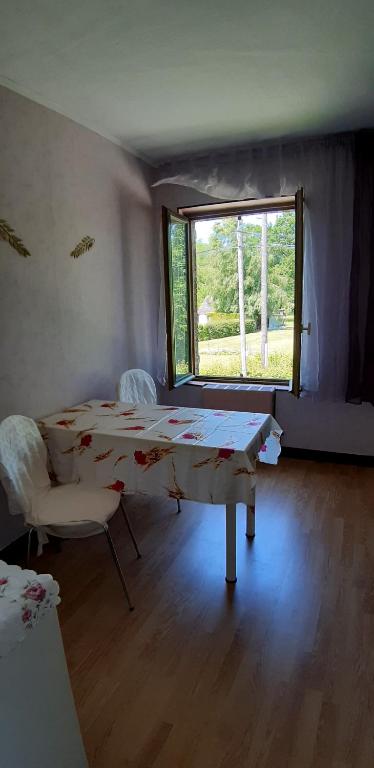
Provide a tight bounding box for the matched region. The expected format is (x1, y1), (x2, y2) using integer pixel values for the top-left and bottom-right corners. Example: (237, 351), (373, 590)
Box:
(70, 236), (95, 259)
(0, 219), (31, 257)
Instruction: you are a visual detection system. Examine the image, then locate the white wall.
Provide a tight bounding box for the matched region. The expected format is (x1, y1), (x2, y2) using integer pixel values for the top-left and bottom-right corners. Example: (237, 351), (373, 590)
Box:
(0, 85), (157, 420)
(153, 184), (374, 456)
(0, 85), (157, 547)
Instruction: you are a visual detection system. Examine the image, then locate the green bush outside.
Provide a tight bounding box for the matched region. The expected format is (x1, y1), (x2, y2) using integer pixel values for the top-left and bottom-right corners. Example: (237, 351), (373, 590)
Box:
(198, 314), (257, 342)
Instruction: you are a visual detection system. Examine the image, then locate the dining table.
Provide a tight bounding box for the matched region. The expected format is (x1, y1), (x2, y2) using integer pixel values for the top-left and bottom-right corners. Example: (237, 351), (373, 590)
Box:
(39, 399), (282, 583)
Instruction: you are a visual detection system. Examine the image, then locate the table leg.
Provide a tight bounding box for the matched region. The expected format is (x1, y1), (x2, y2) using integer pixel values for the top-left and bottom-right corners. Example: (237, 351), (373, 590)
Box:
(225, 503), (237, 583)
(246, 486), (256, 538)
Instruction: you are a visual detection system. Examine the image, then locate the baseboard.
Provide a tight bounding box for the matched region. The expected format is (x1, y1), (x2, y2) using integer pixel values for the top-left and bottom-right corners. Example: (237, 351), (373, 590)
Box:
(282, 447), (374, 466)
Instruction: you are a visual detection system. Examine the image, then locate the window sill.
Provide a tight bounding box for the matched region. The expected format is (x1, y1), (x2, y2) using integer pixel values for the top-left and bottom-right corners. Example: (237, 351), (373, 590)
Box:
(186, 379), (290, 392)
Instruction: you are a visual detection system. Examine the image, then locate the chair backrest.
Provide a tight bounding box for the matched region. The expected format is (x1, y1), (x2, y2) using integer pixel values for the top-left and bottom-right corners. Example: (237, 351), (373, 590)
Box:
(0, 415), (50, 520)
(118, 369), (157, 405)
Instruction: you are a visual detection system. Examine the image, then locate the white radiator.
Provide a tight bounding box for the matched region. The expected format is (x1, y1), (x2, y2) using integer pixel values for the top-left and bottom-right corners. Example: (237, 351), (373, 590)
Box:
(201, 382), (275, 415)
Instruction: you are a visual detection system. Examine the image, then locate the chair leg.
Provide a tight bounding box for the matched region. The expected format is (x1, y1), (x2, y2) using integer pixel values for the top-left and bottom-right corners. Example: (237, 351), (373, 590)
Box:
(104, 524), (134, 611)
(177, 499), (181, 514)
(120, 498), (141, 559)
(26, 527), (34, 567)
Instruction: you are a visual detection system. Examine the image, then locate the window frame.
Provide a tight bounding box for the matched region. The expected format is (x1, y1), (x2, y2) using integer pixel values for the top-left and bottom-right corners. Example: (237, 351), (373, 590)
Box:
(163, 192), (304, 393)
(162, 206), (195, 388)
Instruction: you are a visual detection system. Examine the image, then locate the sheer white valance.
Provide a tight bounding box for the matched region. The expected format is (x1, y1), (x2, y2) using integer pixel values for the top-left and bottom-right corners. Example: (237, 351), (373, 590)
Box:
(154, 134), (354, 400)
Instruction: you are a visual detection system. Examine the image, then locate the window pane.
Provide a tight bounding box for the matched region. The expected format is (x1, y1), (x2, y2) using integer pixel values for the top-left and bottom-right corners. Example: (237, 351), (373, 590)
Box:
(169, 216), (190, 382)
(266, 210), (295, 379)
(195, 209), (295, 380)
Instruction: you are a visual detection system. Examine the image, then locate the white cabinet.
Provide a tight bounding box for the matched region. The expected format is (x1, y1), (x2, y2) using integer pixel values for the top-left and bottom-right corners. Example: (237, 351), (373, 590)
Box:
(0, 608), (88, 768)
(0, 559), (88, 768)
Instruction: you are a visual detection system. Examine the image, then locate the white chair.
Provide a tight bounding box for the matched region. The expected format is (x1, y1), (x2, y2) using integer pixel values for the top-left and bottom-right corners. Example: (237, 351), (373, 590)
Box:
(0, 415), (140, 611)
(118, 369), (181, 514)
(118, 368), (157, 405)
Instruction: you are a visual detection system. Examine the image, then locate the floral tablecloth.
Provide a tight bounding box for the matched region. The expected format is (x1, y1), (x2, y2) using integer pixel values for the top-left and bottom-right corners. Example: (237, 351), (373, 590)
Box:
(39, 400), (282, 506)
(0, 561), (60, 658)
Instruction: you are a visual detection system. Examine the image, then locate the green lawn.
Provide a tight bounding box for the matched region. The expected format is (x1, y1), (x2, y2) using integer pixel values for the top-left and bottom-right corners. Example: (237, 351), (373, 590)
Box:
(198, 325), (293, 379)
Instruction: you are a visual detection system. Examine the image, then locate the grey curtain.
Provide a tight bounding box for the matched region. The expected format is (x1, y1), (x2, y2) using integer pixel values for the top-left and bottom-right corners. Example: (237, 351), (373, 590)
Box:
(346, 131), (374, 405)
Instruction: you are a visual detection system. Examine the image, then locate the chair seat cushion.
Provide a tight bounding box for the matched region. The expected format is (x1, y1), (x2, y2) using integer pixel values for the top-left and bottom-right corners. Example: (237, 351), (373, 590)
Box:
(30, 484), (121, 538)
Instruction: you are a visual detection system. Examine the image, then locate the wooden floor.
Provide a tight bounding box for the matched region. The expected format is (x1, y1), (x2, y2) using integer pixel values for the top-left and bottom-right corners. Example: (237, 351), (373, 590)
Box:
(26, 458), (374, 767)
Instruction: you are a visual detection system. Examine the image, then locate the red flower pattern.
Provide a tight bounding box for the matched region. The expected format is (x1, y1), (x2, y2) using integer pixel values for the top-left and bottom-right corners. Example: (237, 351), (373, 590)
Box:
(168, 418), (194, 425)
(233, 467), (254, 476)
(193, 447), (235, 469)
(114, 454), (128, 466)
(105, 480), (125, 492)
(22, 608), (32, 624)
(0, 577), (8, 586)
(42, 401), (280, 509)
(94, 449), (114, 462)
(80, 433), (92, 447)
(218, 448), (235, 459)
(24, 584), (46, 602)
(134, 450), (147, 465)
(134, 446), (174, 471)
(56, 418), (76, 428)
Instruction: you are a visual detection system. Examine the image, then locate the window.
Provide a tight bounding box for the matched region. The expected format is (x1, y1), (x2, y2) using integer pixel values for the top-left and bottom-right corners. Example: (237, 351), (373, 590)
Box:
(162, 208), (194, 386)
(162, 191), (304, 394)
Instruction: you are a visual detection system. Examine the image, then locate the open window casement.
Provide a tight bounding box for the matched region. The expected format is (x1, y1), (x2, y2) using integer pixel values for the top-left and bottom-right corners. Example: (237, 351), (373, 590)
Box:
(163, 190), (305, 395)
(162, 207), (194, 388)
(291, 187), (305, 397)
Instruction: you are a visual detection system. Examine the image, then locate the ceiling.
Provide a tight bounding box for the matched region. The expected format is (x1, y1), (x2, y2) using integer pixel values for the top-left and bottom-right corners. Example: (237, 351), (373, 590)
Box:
(1, 0), (373, 163)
